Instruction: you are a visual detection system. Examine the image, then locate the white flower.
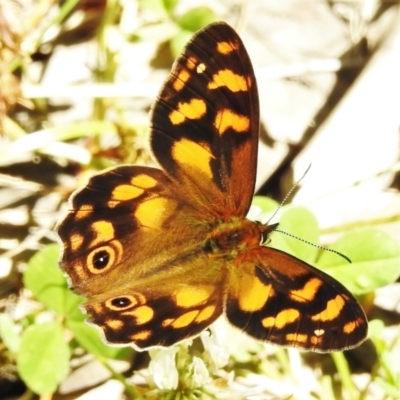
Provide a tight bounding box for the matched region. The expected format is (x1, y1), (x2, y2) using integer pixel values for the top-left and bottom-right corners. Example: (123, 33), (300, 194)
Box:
(148, 347), (179, 390)
(191, 356), (210, 387)
(201, 318), (230, 371)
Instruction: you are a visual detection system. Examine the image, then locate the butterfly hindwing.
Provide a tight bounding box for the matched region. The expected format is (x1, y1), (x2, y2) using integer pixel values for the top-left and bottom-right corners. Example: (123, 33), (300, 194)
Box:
(226, 247), (367, 352)
(83, 253), (226, 348)
(151, 22), (259, 217)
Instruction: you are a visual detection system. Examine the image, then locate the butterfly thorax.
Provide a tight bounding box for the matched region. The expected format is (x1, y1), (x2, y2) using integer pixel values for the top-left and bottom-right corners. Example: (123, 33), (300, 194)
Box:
(203, 218), (263, 259)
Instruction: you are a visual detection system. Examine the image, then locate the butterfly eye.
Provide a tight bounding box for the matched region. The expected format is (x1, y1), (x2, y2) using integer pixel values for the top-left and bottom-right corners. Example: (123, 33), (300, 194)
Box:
(202, 238), (215, 253)
(258, 222), (278, 244)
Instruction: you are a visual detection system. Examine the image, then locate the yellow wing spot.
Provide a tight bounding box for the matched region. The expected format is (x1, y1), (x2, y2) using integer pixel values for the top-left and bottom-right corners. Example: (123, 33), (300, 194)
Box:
(91, 221), (115, 246)
(314, 329), (325, 336)
(107, 174), (157, 208)
(172, 69), (190, 92)
(286, 333), (308, 344)
(290, 278), (323, 302)
(216, 40), (238, 54)
(134, 293), (147, 305)
(175, 286), (214, 308)
(106, 319), (123, 330)
(169, 99), (206, 125)
(135, 196), (176, 229)
(262, 308), (300, 329)
(343, 318), (362, 334)
(89, 304), (102, 314)
(109, 184), (143, 205)
(124, 305), (154, 325)
(72, 261), (86, 280)
(172, 138), (213, 179)
(238, 277), (273, 312)
(208, 69), (249, 92)
(310, 335), (323, 346)
(214, 109), (250, 135)
(131, 174), (157, 189)
(70, 233), (84, 251)
(171, 310), (198, 328)
(162, 318), (174, 327)
(312, 295), (345, 322)
(130, 330), (151, 341)
(195, 305), (216, 323)
(186, 57), (197, 70)
(75, 205), (93, 219)
(108, 174), (157, 207)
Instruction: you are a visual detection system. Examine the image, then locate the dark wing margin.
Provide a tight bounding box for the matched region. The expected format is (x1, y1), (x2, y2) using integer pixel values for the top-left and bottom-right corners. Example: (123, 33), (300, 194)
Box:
(150, 22), (259, 218)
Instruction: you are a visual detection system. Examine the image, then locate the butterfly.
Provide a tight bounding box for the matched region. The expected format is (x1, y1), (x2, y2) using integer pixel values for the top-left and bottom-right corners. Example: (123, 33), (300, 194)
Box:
(57, 21), (368, 352)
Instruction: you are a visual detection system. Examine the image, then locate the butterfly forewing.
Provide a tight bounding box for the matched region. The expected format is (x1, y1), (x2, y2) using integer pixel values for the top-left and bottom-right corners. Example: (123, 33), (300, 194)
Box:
(58, 166), (209, 296)
(151, 23), (259, 218)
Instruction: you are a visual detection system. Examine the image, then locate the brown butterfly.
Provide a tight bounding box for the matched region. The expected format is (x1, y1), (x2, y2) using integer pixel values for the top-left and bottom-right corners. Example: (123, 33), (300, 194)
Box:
(58, 22), (368, 352)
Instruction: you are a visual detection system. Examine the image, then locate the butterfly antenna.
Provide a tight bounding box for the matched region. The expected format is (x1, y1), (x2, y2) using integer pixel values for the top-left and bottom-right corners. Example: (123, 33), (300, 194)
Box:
(271, 228), (352, 263)
(266, 164), (311, 225)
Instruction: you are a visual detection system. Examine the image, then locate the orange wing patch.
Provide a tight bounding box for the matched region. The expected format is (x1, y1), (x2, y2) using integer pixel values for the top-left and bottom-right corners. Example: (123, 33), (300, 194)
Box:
(208, 69), (250, 91)
(214, 109), (250, 135)
(169, 98), (207, 125)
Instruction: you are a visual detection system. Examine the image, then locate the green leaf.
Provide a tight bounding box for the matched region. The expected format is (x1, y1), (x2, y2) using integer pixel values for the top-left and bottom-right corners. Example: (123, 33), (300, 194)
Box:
(0, 313), (21, 353)
(170, 29), (194, 58)
(252, 196), (279, 213)
(24, 244), (83, 316)
(365, 319), (386, 353)
(177, 6), (218, 32)
(17, 322), (70, 395)
(68, 320), (130, 360)
(170, 7), (218, 58)
(269, 206), (320, 264)
(162, 0), (179, 14)
(318, 228), (400, 294)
